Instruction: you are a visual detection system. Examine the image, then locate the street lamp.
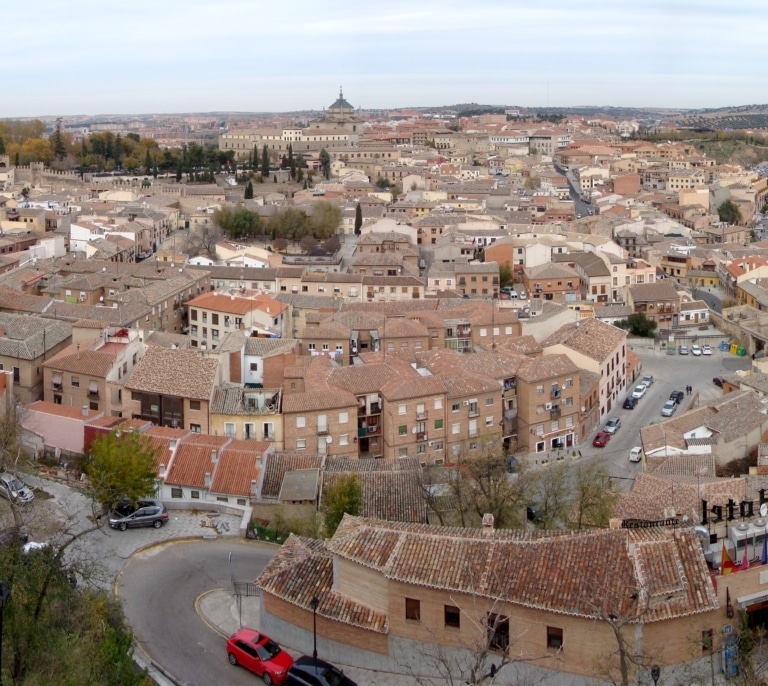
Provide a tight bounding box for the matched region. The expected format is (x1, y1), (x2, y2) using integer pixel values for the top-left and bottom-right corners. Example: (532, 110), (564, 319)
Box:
(0, 580), (10, 686)
(310, 596), (319, 663)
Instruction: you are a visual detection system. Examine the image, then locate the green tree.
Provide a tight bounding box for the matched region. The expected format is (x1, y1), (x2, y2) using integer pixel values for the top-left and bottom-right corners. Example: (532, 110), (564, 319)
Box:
(499, 261), (512, 288)
(261, 145), (270, 177)
(319, 148), (331, 179)
(718, 199), (743, 225)
(50, 117), (66, 161)
(86, 429), (159, 509)
(144, 148), (153, 176)
(617, 312), (657, 338)
(571, 461), (621, 529)
(288, 144), (295, 180)
(308, 201), (341, 238)
(175, 161), (182, 183)
(253, 144), (259, 170)
(268, 207), (309, 242)
(354, 202), (363, 235)
(214, 207), (261, 239)
(524, 175), (541, 190)
(0, 135), (7, 155)
(244, 180), (254, 199)
(322, 472), (362, 537)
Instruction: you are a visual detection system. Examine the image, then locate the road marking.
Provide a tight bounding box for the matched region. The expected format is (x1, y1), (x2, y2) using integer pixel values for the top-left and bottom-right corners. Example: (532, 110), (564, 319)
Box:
(195, 588), (231, 639)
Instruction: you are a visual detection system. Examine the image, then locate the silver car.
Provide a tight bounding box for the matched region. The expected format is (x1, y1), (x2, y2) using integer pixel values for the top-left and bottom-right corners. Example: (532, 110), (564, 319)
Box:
(661, 400), (677, 417)
(0, 472), (35, 504)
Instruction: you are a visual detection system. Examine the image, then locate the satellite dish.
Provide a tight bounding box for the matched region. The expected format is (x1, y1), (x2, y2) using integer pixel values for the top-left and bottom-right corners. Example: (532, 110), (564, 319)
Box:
(761, 503), (767, 518)
(325, 435), (332, 444)
(412, 426), (417, 434)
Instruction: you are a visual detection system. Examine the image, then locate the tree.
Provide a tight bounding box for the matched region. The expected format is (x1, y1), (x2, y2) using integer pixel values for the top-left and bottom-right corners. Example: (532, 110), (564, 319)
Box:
(252, 144), (259, 170)
(571, 460), (621, 529)
(718, 199), (743, 225)
(86, 429), (159, 509)
(244, 180), (254, 199)
(50, 117), (66, 161)
(175, 161), (182, 183)
(319, 148), (331, 179)
(144, 148), (153, 176)
(354, 202), (363, 235)
(268, 207), (309, 242)
(499, 261), (512, 288)
(261, 145), (270, 177)
(529, 460), (570, 528)
(524, 175), (541, 190)
(617, 312), (657, 338)
(272, 237), (288, 252)
(288, 144), (295, 180)
(322, 472), (362, 537)
(300, 235), (318, 253)
(321, 234), (340, 253)
(213, 207), (261, 240)
(0, 135), (5, 155)
(308, 201), (341, 238)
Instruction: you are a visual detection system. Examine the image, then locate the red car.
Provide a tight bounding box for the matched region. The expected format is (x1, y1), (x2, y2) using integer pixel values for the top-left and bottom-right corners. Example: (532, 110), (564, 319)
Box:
(592, 431), (610, 448)
(227, 628), (294, 684)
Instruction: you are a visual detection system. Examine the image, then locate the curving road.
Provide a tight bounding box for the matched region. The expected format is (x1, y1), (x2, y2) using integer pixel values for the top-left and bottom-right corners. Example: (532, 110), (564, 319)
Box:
(117, 540), (276, 686)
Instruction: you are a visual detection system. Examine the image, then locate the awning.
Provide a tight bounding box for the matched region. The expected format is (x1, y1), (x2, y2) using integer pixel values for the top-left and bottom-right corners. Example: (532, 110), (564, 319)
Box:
(89, 380), (98, 392)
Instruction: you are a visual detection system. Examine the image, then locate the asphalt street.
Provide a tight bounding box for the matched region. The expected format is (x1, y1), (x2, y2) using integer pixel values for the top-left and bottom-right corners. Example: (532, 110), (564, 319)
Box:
(117, 539), (277, 686)
(577, 341), (752, 484)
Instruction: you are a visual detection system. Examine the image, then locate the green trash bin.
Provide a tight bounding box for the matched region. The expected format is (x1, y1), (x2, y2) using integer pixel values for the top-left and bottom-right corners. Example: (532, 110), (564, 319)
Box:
(737, 347), (747, 357)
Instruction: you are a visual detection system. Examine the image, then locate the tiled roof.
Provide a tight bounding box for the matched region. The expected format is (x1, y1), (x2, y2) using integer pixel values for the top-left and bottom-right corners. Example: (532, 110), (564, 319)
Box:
(542, 318), (627, 364)
(261, 452), (325, 499)
(125, 347), (218, 400)
(259, 517), (717, 628)
(210, 441), (269, 497)
(244, 337), (298, 357)
(43, 342), (120, 377)
(25, 400), (101, 420)
(516, 354), (580, 383)
(164, 443), (217, 489)
(628, 281), (680, 302)
(0, 314), (72, 360)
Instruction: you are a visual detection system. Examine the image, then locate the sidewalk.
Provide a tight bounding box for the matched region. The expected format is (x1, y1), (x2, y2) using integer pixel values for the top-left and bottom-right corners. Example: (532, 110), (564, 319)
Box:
(198, 591), (425, 686)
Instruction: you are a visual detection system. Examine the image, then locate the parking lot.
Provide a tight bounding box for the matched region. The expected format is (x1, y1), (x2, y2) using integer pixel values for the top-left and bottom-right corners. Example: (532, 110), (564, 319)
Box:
(578, 338), (753, 483)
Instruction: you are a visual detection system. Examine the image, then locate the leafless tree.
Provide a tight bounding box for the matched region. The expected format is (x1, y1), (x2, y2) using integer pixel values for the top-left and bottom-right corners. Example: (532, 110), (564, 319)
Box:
(183, 222), (223, 259)
(570, 460), (621, 529)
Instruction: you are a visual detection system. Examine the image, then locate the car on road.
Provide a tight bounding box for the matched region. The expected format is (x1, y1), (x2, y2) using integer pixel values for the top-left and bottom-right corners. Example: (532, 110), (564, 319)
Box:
(592, 431), (610, 448)
(287, 655), (357, 686)
(661, 400), (677, 417)
(702, 344), (712, 356)
(623, 396), (637, 410)
(0, 472), (35, 504)
(629, 447), (643, 463)
(604, 417), (621, 435)
(108, 500), (169, 531)
(670, 390), (685, 404)
(632, 384), (647, 399)
(227, 628), (294, 685)
(691, 344), (702, 356)
(642, 374), (653, 387)
(713, 376), (724, 388)
(678, 345), (689, 355)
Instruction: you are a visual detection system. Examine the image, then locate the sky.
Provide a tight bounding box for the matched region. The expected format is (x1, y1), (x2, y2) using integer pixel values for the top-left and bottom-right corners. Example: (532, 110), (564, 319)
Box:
(5, 0), (768, 117)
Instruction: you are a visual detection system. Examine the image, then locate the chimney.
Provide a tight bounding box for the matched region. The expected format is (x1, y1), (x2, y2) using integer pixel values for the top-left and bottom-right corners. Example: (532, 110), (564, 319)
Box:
(481, 513), (494, 531)
(158, 463), (166, 478)
(250, 479), (258, 495)
(76, 343), (80, 360)
(82, 405), (88, 417)
(204, 472), (211, 487)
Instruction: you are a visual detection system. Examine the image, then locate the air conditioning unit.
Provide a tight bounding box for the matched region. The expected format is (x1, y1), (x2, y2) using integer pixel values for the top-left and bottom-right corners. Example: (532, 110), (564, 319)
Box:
(428, 441), (435, 447)
(463, 400), (469, 406)
(545, 402), (552, 410)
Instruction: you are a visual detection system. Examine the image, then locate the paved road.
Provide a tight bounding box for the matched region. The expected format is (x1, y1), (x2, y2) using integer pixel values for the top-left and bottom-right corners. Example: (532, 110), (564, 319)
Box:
(118, 540), (277, 686)
(577, 342), (752, 484)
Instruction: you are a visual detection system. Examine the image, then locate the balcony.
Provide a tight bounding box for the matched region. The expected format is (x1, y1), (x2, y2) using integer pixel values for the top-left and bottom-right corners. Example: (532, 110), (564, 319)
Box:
(468, 429), (479, 438)
(359, 424), (381, 437)
(88, 390), (99, 399)
(550, 406), (561, 419)
(551, 388), (561, 399)
(317, 425), (329, 435)
(416, 432), (427, 442)
(416, 411), (427, 421)
(52, 383), (62, 392)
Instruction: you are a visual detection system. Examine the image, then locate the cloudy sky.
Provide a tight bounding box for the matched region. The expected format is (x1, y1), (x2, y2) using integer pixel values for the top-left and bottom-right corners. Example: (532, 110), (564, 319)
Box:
(5, 0), (767, 116)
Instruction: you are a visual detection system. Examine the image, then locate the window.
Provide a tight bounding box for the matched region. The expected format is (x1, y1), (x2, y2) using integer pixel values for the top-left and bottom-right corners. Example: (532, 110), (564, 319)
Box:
(487, 613), (509, 652)
(452, 422), (460, 435)
(399, 425), (407, 435)
(486, 396), (494, 406)
(297, 416), (306, 428)
(211, 313), (219, 325)
(71, 376), (79, 388)
(433, 441), (443, 451)
(536, 385), (544, 395)
(445, 605), (460, 628)
(296, 439), (306, 450)
(405, 598), (421, 621)
(399, 403), (407, 415)
(565, 416), (574, 428)
(547, 626), (563, 650)
(190, 424), (201, 433)
(434, 397), (443, 410)
(250, 362), (258, 372)
(13, 367), (19, 383)
(339, 434), (349, 446)
(486, 416), (493, 426)
(191, 310), (198, 321)
(398, 447), (408, 457)
(190, 491), (200, 499)
(224, 422), (236, 437)
(434, 419), (443, 430)
(189, 400), (201, 411)
(339, 411), (349, 424)
(452, 403), (460, 412)
(89, 401), (99, 411)
(171, 487), (183, 498)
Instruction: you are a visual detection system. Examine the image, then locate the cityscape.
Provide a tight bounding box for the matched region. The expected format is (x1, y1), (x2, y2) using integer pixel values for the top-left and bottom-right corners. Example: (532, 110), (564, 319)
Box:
(4, 4), (768, 686)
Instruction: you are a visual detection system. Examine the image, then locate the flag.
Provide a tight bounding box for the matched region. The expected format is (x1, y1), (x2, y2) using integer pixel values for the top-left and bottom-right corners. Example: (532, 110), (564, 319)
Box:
(722, 542), (737, 575)
(762, 535), (767, 565)
(740, 540), (750, 571)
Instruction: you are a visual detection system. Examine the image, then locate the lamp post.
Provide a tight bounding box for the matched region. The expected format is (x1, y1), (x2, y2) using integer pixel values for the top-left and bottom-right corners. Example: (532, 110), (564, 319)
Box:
(310, 596), (319, 663)
(0, 580), (10, 686)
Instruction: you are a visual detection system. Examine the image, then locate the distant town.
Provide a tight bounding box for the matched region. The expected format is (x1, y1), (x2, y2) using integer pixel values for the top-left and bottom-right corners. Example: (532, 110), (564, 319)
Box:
(4, 90), (768, 685)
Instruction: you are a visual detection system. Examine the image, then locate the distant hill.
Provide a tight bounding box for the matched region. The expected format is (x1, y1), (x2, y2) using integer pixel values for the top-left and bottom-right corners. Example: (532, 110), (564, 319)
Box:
(674, 104), (768, 131)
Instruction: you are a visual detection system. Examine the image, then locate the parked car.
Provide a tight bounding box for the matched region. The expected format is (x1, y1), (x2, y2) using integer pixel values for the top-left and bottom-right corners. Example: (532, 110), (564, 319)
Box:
(518, 291), (527, 299)
(500, 286), (516, 297)
(623, 396), (637, 410)
(629, 447), (643, 463)
(713, 376), (724, 388)
(670, 390), (685, 404)
(287, 655), (357, 686)
(661, 400), (677, 417)
(0, 472), (35, 504)
(604, 417), (621, 435)
(678, 345), (689, 355)
(691, 344), (702, 356)
(526, 504), (544, 523)
(108, 500), (169, 531)
(642, 374), (654, 387)
(632, 384), (647, 399)
(592, 431), (610, 448)
(227, 628), (294, 685)
(702, 344), (712, 356)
